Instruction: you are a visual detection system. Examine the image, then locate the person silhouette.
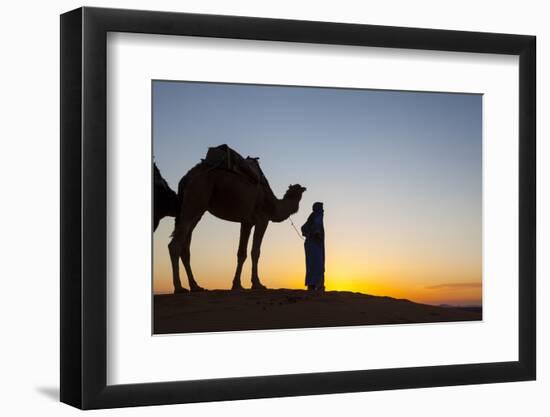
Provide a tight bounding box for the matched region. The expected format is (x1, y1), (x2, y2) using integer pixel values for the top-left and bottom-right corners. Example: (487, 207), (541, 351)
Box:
(301, 202), (325, 292)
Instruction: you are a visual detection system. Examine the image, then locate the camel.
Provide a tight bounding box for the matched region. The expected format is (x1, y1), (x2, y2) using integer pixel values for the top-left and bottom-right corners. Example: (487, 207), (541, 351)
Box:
(153, 163), (178, 231)
(168, 147), (306, 293)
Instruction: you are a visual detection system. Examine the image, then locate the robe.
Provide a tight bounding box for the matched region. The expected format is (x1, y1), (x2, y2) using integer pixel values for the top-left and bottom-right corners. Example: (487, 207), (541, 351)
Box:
(303, 212), (325, 287)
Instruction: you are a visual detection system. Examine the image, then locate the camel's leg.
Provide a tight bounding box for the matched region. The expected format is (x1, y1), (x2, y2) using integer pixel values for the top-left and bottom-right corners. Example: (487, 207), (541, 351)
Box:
(180, 215), (205, 292)
(232, 222), (253, 291)
(251, 220), (268, 290)
(168, 227), (189, 294)
(168, 215), (202, 293)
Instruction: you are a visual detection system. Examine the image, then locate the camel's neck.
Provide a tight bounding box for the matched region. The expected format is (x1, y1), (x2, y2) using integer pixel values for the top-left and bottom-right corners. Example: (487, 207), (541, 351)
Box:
(270, 196), (301, 223)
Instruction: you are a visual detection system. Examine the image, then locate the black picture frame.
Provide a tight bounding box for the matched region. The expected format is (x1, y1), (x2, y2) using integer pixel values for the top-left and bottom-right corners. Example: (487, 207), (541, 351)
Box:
(60, 6), (536, 410)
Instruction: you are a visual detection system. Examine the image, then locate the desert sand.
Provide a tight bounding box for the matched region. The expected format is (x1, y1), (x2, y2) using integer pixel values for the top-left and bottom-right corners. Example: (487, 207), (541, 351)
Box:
(153, 289), (481, 334)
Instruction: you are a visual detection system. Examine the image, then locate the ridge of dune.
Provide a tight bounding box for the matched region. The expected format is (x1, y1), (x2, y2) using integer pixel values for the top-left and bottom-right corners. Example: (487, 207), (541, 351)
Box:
(154, 289), (482, 334)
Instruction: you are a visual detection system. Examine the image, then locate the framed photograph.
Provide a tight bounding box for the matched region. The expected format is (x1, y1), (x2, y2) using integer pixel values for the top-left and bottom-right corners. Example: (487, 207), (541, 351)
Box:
(60, 6), (536, 409)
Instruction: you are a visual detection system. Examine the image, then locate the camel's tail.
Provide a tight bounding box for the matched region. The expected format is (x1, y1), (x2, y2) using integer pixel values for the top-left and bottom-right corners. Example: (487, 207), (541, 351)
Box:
(171, 162), (203, 237)
(170, 185), (185, 238)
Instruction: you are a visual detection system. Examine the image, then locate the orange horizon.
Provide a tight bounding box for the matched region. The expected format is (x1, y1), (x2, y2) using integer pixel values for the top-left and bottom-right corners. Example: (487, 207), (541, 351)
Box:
(153, 284), (481, 307)
(153, 216), (482, 305)
(153, 215), (482, 307)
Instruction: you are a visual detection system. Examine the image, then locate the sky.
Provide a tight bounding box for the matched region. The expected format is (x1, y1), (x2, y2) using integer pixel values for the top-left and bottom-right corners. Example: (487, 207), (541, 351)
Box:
(152, 80), (482, 306)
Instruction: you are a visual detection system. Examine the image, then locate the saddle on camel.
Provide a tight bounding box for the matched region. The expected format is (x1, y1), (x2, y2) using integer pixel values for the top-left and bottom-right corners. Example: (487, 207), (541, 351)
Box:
(201, 144), (268, 187)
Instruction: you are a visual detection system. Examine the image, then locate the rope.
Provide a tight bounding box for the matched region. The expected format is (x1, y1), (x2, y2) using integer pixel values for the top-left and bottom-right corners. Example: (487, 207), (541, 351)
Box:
(288, 216), (305, 241)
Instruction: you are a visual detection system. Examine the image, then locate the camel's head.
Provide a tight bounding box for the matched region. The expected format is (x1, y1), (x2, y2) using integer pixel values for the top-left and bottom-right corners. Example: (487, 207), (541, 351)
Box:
(284, 184), (307, 200)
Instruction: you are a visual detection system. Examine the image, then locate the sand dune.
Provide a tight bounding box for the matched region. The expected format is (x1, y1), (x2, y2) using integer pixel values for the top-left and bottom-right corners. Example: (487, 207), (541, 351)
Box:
(153, 289), (481, 334)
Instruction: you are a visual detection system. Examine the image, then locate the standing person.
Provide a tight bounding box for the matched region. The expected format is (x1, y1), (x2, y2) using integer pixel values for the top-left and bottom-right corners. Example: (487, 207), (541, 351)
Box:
(301, 202), (325, 291)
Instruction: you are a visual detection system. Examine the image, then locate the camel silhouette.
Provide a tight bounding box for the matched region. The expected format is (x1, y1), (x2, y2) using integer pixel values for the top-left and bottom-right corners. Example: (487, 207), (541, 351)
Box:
(168, 146), (306, 293)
